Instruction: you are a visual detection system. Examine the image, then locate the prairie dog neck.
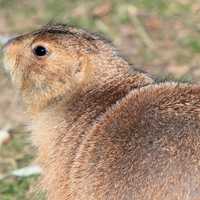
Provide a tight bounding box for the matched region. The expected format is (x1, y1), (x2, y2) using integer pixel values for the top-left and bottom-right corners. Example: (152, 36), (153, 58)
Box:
(31, 72), (153, 147)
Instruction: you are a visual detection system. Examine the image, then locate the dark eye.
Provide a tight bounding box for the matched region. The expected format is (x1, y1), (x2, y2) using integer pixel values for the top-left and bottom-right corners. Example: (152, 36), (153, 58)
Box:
(33, 46), (48, 57)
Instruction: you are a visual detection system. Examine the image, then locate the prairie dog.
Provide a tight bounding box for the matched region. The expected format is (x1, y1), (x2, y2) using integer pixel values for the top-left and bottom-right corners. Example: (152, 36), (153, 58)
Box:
(3, 24), (200, 200)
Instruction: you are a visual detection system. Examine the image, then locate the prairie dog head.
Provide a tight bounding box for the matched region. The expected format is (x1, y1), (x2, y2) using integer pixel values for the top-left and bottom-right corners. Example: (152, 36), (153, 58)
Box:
(3, 24), (129, 113)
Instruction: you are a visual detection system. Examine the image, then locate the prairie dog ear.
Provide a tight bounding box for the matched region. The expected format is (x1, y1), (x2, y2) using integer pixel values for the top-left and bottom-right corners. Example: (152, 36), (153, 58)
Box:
(74, 55), (93, 85)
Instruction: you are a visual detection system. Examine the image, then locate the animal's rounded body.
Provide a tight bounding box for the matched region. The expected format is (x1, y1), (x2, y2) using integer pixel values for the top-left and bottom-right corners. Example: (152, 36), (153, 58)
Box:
(68, 83), (200, 200)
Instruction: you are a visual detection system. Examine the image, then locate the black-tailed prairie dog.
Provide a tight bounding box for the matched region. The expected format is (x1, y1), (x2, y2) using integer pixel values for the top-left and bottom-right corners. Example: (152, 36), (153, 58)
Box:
(3, 24), (200, 200)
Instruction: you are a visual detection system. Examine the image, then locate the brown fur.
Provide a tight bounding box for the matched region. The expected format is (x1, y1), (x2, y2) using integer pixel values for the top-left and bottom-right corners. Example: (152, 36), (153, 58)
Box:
(3, 24), (200, 200)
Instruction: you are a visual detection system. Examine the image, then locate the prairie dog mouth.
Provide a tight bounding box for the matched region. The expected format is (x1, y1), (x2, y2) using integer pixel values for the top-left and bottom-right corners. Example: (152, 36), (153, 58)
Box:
(2, 44), (16, 73)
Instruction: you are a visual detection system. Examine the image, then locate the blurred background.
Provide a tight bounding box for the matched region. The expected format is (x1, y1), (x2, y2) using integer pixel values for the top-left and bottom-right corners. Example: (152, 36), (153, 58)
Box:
(0, 0), (200, 199)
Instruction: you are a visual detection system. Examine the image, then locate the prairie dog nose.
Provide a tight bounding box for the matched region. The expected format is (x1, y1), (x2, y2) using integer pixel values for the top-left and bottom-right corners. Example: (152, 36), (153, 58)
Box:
(2, 36), (24, 72)
(1, 36), (21, 53)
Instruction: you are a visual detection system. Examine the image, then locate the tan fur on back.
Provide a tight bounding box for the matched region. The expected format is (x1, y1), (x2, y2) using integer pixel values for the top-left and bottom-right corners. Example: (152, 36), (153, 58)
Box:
(3, 24), (200, 200)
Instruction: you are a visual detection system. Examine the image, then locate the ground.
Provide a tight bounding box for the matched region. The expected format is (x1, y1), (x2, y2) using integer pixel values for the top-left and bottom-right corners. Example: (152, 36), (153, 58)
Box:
(0, 0), (200, 199)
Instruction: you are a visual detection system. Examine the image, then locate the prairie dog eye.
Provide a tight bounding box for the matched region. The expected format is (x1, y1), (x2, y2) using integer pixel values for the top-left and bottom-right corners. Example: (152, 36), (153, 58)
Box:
(33, 45), (48, 57)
